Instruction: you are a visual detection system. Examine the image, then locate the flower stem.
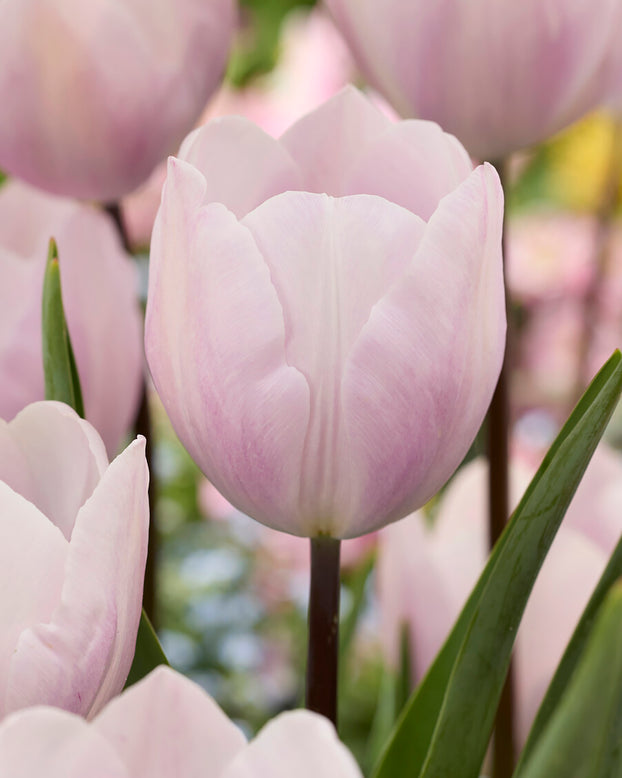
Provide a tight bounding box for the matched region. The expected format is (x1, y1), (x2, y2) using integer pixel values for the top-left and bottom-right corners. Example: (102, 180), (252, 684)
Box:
(306, 536), (341, 727)
(488, 158), (515, 778)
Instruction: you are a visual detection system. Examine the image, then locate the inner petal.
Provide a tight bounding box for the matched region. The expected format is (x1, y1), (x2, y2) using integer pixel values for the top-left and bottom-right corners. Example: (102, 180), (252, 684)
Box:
(243, 191), (426, 531)
(0, 483), (68, 714)
(0, 404), (104, 540)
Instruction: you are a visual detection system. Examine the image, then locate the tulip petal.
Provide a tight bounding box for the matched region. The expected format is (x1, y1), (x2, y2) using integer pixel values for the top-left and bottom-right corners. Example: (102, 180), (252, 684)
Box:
(146, 158), (310, 533)
(0, 707), (129, 778)
(342, 121), (473, 221)
(340, 163), (504, 536)
(280, 86), (390, 196)
(222, 710), (363, 778)
(0, 484), (67, 715)
(94, 667), (246, 778)
(179, 117), (302, 218)
(243, 190), (426, 534)
(5, 437), (149, 717)
(0, 402), (107, 540)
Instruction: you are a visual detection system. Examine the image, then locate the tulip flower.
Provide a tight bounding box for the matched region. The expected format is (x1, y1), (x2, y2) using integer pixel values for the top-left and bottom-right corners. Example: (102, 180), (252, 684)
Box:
(0, 0), (236, 200)
(0, 180), (143, 455)
(377, 444), (622, 743)
(146, 86), (505, 539)
(0, 666), (364, 777)
(0, 401), (149, 719)
(325, 0), (622, 160)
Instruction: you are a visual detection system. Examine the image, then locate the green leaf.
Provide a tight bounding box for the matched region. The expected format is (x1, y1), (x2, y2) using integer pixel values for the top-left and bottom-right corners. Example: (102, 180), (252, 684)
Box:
(515, 531), (622, 775)
(41, 239), (84, 417)
(339, 552), (375, 662)
(124, 611), (169, 689)
(516, 582), (622, 778)
(373, 351), (622, 778)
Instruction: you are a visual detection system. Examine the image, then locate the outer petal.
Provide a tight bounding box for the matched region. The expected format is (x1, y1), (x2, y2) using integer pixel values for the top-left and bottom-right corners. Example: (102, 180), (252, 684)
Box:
(242, 191), (426, 535)
(339, 164), (505, 536)
(5, 437), (149, 717)
(0, 402), (107, 540)
(93, 667), (246, 778)
(222, 710), (363, 778)
(280, 86), (390, 195)
(0, 484), (67, 716)
(0, 707), (129, 778)
(146, 158), (310, 533)
(179, 118), (302, 218)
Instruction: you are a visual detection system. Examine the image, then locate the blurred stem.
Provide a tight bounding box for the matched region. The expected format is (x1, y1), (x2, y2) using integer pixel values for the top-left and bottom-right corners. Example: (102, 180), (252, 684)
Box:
(575, 119), (622, 399)
(103, 201), (158, 628)
(488, 157), (515, 778)
(306, 536), (341, 728)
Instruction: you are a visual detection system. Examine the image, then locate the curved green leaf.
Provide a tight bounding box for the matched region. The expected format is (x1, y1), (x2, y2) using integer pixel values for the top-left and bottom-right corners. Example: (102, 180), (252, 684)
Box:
(517, 583), (622, 778)
(373, 351), (622, 778)
(516, 533), (622, 775)
(41, 239), (84, 417)
(125, 611), (169, 688)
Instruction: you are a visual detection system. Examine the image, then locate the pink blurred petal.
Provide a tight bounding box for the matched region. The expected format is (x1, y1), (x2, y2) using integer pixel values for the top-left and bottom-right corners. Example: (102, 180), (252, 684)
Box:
(222, 710), (363, 778)
(0, 707), (129, 777)
(94, 666), (246, 778)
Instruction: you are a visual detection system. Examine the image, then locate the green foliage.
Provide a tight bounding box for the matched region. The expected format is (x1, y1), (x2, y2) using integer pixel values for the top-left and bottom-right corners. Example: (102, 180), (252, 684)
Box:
(516, 583), (622, 778)
(373, 351), (622, 778)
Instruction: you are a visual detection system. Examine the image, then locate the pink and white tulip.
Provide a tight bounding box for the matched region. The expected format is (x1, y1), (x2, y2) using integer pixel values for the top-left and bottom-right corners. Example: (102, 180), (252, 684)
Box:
(0, 180), (143, 456)
(377, 444), (622, 743)
(0, 666), (363, 777)
(325, 0), (622, 160)
(0, 401), (149, 719)
(0, 0), (236, 200)
(146, 87), (505, 539)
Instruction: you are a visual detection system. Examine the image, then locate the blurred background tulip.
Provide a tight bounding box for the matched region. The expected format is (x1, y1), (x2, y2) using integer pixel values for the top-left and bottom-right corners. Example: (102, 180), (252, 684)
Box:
(0, 402), (149, 719)
(0, 0), (236, 200)
(325, 0), (622, 160)
(145, 87), (505, 538)
(376, 443), (622, 743)
(0, 180), (143, 456)
(0, 666), (362, 777)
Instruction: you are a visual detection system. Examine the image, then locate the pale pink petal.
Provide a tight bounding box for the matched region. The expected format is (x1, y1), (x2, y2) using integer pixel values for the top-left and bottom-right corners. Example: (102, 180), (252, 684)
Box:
(94, 666), (246, 778)
(0, 403), (106, 540)
(243, 191), (426, 535)
(179, 118), (302, 218)
(5, 437), (149, 717)
(0, 484), (67, 715)
(342, 121), (473, 220)
(222, 710), (363, 778)
(0, 707), (129, 778)
(338, 164), (504, 535)
(146, 158), (310, 533)
(280, 85), (390, 194)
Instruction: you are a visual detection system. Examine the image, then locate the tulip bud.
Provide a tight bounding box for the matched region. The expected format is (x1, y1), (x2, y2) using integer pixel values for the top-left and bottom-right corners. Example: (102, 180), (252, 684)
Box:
(146, 87), (505, 539)
(0, 0), (236, 199)
(325, 0), (622, 159)
(0, 401), (149, 719)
